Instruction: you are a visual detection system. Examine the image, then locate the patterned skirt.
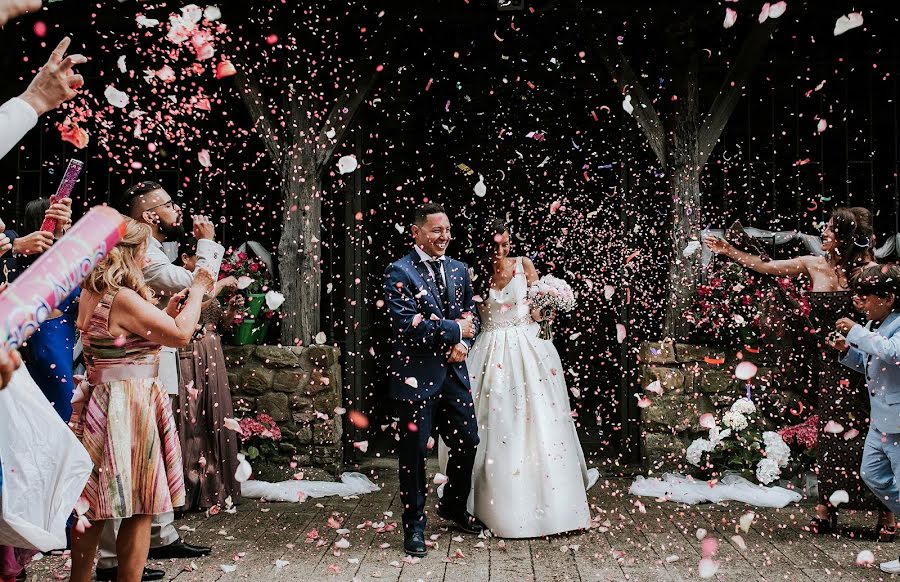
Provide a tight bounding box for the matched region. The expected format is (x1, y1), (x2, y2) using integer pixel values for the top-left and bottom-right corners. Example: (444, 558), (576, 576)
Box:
(70, 377), (185, 520)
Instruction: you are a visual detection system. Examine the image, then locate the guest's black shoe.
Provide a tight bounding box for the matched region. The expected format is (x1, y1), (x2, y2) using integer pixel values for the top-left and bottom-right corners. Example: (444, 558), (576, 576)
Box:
(403, 531), (427, 558)
(147, 538), (212, 559)
(95, 566), (165, 581)
(436, 504), (486, 535)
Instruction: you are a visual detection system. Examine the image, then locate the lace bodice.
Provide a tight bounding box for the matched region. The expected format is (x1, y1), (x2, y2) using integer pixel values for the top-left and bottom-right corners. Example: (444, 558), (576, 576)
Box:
(479, 257), (534, 332)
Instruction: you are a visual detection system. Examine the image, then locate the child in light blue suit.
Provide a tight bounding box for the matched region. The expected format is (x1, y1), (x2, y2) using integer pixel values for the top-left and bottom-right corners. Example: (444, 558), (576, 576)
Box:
(837, 264), (900, 574)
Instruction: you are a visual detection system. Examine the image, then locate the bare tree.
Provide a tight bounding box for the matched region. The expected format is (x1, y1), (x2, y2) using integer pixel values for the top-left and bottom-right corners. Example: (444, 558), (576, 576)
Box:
(592, 14), (779, 339)
(230, 8), (380, 345)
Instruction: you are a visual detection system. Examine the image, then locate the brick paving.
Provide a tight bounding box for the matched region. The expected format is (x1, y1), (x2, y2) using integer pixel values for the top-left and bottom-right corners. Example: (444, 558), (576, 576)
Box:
(23, 459), (900, 581)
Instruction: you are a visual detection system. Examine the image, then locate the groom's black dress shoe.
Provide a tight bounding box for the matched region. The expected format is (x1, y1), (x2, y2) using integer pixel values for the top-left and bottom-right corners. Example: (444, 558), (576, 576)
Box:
(95, 566), (164, 581)
(404, 531), (427, 557)
(147, 538), (211, 559)
(436, 504), (486, 535)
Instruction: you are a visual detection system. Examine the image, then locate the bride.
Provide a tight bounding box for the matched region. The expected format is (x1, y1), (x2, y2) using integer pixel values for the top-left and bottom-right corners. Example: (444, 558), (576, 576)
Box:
(440, 219), (598, 538)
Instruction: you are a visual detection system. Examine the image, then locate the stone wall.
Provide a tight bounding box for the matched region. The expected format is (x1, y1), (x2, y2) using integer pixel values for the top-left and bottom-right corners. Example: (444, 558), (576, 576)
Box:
(638, 340), (806, 473)
(223, 344), (343, 476)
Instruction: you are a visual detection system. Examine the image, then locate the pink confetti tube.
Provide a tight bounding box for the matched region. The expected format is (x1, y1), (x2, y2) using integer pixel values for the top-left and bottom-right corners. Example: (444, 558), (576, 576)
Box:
(40, 158), (84, 233)
(0, 206), (125, 351)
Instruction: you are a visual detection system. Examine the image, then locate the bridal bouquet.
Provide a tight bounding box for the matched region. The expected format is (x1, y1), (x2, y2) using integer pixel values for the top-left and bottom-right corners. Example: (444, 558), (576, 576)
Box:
(686, 398), (792, 485)
(527, 274), (576, 340)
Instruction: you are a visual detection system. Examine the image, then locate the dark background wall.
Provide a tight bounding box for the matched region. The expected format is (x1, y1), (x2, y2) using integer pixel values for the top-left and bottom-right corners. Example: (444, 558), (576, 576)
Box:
(2, 0), (898, 465)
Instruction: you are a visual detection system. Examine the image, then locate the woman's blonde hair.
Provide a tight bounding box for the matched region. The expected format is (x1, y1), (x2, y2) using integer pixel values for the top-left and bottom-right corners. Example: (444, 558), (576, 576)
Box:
(83, 217), (155, 301)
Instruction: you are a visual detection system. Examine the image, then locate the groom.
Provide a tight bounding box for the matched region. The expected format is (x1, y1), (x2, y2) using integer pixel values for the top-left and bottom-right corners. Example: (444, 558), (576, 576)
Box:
(384, 202), (485, 557)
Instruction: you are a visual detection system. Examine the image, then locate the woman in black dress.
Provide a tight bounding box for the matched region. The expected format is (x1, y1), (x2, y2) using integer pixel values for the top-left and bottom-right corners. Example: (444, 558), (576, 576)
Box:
(704, 207), (892, 539)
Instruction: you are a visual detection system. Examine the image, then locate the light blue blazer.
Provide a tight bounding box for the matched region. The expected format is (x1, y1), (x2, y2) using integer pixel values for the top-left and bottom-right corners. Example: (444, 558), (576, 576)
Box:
(841, 312), (900, 434)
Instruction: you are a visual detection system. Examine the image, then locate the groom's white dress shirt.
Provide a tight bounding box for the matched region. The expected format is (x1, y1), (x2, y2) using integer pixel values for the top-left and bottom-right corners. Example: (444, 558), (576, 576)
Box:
(412, 245), (466, 351)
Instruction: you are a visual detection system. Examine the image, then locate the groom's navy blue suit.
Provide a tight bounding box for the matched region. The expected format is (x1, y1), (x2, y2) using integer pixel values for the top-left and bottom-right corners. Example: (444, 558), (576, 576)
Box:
(384, 249), (480, 534)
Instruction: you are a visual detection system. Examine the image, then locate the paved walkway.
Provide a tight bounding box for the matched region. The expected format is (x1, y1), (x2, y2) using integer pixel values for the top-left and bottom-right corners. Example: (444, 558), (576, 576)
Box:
(23, 459), (900, 581)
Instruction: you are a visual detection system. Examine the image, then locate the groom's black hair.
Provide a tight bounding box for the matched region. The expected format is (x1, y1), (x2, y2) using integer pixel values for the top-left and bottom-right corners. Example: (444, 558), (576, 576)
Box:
(413, 202), (446, 226)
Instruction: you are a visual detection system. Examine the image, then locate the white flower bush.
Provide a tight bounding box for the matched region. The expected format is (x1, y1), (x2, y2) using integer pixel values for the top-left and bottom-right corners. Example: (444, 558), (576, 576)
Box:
(722, 411), (748, 431)
(686, 399), (792, 486)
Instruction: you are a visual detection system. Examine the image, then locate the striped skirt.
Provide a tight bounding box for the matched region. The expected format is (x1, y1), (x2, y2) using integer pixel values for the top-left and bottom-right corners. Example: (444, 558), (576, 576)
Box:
(70, 377), (185, 520)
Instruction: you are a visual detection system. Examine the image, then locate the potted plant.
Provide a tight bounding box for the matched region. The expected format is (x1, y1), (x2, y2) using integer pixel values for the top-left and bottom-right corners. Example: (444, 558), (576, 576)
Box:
(220, 249), (285, 345)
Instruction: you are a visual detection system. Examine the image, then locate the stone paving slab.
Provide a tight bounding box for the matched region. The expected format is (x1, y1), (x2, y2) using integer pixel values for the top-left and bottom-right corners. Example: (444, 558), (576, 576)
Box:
(21, 459), (900, 581)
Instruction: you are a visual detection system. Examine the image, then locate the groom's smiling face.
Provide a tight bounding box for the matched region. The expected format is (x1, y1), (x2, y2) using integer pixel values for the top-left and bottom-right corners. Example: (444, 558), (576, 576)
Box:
(412, 212), (451, 258)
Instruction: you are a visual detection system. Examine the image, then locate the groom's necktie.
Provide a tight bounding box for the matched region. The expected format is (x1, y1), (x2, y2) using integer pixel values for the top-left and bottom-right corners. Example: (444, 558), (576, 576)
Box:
(428, 259), (450, 314)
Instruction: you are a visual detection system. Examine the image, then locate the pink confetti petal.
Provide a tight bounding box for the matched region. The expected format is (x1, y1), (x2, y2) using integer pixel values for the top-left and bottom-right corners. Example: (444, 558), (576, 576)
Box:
(723, 8), (737, 29)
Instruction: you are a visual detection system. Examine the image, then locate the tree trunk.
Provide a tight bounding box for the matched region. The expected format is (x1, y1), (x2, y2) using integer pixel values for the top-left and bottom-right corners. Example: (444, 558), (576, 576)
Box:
(278, 148), (321, 345)
(662, 49), (702, 340)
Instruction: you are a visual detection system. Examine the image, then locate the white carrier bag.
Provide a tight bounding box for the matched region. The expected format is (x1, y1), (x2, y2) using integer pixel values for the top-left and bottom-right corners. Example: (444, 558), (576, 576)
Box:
(0, 367), (92, 551)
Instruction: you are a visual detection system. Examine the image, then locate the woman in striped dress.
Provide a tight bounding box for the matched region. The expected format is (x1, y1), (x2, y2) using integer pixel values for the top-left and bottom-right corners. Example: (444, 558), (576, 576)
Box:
(69, 219), (213, 582)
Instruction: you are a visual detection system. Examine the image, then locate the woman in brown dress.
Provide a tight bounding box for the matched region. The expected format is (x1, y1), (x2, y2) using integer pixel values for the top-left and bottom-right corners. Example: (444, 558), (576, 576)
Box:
(174, 237), (243, 512)
(704, 207), (893, 539)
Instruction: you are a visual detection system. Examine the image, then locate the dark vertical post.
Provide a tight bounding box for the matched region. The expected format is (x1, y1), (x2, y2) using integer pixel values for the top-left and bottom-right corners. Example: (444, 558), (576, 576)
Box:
(342, 129), (366, 463)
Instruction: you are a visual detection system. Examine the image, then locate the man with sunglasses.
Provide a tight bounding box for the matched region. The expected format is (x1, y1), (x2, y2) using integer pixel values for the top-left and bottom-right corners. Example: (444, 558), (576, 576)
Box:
(90, 181), (223, 582)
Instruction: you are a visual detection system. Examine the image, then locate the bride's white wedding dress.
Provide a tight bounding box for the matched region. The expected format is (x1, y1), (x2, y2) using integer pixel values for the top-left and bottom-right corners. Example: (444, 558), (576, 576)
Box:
(440, 257), (598, 538)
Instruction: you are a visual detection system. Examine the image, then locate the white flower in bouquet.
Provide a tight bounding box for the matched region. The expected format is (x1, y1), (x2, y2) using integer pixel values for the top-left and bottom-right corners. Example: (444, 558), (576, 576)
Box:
(722, 411), (748, 431)
(527, 274), (576, 312)
(755, 457), (782, 485)
(527, 274), (576, 340)
(687, 438), (712, 466)
(730, 398), (756, 415)
(762, 431), (791, 468)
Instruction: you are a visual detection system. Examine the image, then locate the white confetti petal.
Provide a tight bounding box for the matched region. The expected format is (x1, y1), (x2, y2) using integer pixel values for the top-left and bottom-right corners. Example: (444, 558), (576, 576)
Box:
(103, 85), (129, 109)
(337, 155), (358, 174)
(834, 12), (864, 36)
(828, 489), (849, 507)
(723, 8), (737, 29)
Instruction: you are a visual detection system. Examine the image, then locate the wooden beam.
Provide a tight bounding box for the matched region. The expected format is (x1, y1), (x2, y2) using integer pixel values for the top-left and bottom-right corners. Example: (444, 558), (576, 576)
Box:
(590, 24), (667, 166)
(696, 17), (778, 168)
(314, 54), (382, 175)
(233, 66), (284, 168)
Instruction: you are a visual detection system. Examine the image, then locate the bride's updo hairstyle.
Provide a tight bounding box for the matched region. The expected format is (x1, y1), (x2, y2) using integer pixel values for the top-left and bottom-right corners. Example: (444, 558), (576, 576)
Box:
(473, 218), (511, 298)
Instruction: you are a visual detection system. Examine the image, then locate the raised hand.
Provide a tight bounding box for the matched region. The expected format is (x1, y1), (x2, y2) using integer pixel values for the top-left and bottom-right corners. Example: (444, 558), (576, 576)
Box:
(702, 235), (733, 256)
(165, 289), (189, 318)
(0, 226), (11, 257)
(191, 267), (216, 295)
(19, 37), (86, 116)
(213, 275), (238, 298)
(13, 230), (54, 255)
(0, 0), (42, 27)
(192, 215), (215, 240)
(45, 197), (73, 238)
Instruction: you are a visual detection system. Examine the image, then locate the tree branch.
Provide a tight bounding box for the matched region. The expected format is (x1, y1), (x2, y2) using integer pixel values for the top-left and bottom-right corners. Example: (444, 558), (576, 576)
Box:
(697, 17), (778, 168)
(313, 58), (380, 176)
(590, 25), (667, 165)
(233, 66), (283, 167)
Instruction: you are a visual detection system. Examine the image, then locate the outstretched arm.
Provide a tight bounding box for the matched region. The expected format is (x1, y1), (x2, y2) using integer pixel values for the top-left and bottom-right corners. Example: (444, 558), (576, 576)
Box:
(702, 235), (809, 278)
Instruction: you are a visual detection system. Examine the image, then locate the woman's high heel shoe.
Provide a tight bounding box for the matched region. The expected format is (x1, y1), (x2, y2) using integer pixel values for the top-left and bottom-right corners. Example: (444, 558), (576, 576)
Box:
(809, 511), (838, 534)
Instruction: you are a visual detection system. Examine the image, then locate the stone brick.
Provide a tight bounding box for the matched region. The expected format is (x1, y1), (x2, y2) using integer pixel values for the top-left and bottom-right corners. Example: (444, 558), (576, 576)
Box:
(297, 367), (332, 396)
(303, 345), (339, 369)
(272, 369), (310, 393)
(313, 422), (337, 445)
(642, 394), (713, 433)
(256, 346), (303, 368)
(256, 392), (290, 423)
(643, 366), (686, 393)
(223, 345), (256, 366)
(290, 393), (314, 413)
(238, 365), (274, 396)
(699, 370), (736, 393)
(639, 341), (676, 364)
(642, 433), (686, 469)
(674, 343), (711, 363)
(293, 423), (313, 444)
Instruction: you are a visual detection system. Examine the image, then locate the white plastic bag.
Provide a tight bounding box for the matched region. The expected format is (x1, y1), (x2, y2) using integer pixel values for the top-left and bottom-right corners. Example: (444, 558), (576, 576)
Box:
(0, 367), (92, 551)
